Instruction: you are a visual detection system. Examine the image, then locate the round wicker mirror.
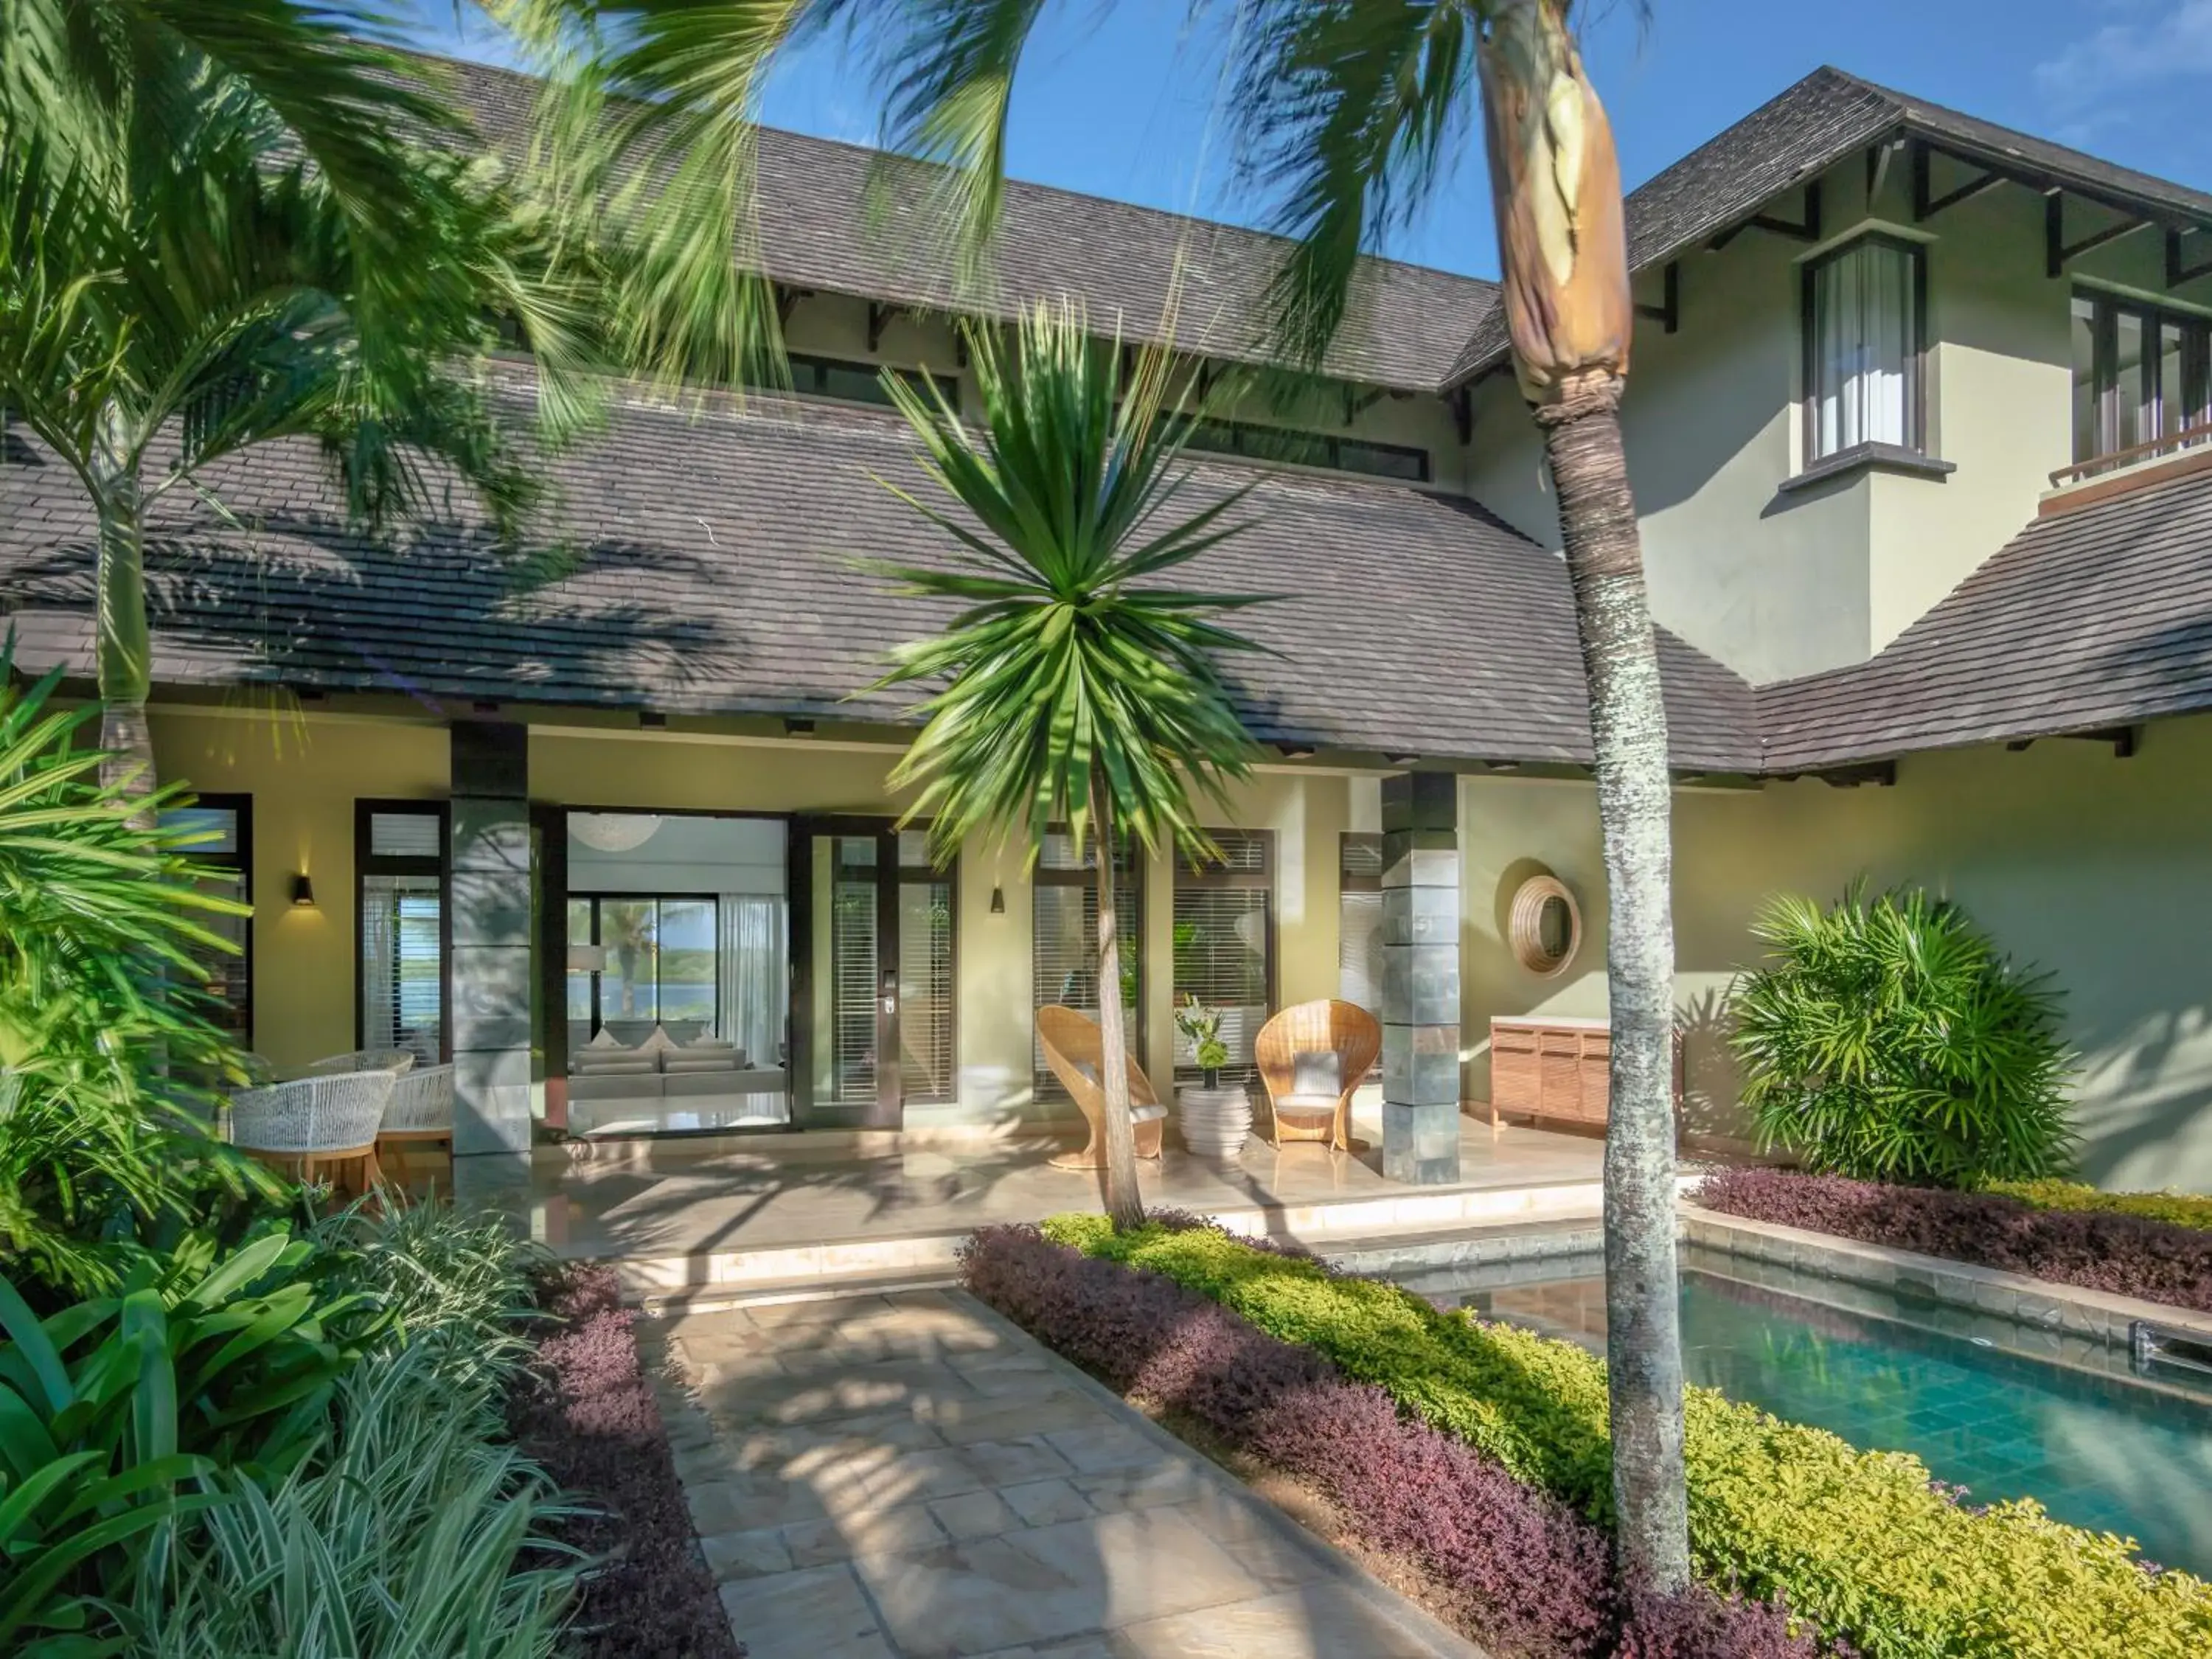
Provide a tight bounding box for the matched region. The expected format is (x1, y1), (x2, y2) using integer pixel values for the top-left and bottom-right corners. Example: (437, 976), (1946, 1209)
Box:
(1509, 874), (1582, 977)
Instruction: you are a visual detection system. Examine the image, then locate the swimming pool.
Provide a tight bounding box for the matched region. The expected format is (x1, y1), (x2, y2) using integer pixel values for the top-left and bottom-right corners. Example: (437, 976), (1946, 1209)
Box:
(1385, 1244), (2212, 1576)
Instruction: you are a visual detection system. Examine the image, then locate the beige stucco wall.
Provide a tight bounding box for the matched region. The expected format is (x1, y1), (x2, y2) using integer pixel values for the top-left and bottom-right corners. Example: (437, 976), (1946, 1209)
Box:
(1461, 152), (2212, 687)
(1447, 717), (2212, 1192)
(150, 705), (452, 1073)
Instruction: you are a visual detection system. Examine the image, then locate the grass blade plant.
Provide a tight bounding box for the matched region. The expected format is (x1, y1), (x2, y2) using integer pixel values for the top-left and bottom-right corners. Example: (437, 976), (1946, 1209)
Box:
(1730, 885), (2076, 1186)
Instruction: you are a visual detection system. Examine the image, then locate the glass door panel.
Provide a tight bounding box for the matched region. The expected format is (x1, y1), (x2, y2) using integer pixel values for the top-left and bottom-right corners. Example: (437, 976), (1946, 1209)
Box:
(792, 820), (958, 1128)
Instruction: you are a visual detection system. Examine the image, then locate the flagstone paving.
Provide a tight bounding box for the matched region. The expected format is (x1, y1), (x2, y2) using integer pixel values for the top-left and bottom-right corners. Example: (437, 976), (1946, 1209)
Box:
(646, 1288), (1481, 1659)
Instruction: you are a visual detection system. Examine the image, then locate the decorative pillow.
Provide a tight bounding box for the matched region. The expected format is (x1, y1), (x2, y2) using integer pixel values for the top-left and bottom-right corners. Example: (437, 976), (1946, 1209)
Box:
(1290, 1050), (1342, 1098)
(637, 1026), (680, 1055)
(584, 1027), (626, 1051)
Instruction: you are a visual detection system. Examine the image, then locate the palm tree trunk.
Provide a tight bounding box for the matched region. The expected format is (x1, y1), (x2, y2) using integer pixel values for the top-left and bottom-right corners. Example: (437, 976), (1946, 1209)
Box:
(1088, 764), (1146, 1231)
(1537, 369), (1688, 1593)
(91, 459), (155, 806)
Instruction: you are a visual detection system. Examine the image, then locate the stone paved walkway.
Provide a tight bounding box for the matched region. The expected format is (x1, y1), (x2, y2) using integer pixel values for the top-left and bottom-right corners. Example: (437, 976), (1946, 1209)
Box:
(646, 1288), (1481, 1659)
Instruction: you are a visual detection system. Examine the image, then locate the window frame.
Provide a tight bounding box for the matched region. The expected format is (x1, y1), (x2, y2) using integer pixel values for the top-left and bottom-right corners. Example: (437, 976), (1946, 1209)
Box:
(1800, 231), (1930, 469)
(1170, 830), (1278, 1084)
(1032, 827), (1146, 1095)
(354, 799), (452, 1062)
(894, 830), (960, 1106)
(568, 892), (723, 1037)
(2071, 285), (2212, 466)
(164, 792), (254, 1050)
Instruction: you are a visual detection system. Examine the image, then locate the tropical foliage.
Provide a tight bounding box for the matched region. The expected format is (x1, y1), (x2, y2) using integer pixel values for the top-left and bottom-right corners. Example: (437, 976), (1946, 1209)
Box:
(0, 16), (605, 787)
(1039, 1212), (2212, 1659)
(867, 302), (1267, 1228)
(1731, 886), (2076, 1186)
(0, 655), (282, 1291)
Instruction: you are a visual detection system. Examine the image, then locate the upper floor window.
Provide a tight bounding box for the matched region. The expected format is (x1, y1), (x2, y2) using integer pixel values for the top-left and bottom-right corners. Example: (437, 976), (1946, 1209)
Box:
(1804, 235), (1924, 464)
(2070, 291), (2212, 470)
(1183, 414), (1430, 483)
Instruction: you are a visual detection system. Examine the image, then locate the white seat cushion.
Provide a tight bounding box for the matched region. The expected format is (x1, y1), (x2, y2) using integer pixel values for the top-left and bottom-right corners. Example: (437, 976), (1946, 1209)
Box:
(1290, 1051), (1343, 1096)
(1273, 1093), (1338, 1116)
(574, 1053), (657, 1075)
(1130, 1102), (1169, 1124)
(662, 1053), (740, 1073)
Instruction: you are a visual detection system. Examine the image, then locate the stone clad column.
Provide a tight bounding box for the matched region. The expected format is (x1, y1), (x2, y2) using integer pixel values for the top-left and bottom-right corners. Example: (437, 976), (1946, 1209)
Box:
(449, 721), (534, 1176)
(1380, 771), (1461, 1185)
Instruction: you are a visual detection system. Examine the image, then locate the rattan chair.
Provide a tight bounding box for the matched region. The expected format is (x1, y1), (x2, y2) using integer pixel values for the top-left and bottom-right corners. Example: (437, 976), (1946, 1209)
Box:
(376, 1062), (455, 1177)
(305, 1048), (417, 1077)
(229, 1069), (399, 1194)
(1255, 999), (1382, 1152)
(1036, 1005), (1168, 1171)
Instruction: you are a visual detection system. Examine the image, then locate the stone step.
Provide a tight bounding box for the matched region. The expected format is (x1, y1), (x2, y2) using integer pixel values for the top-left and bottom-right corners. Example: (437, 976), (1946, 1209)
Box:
(1316, 1214), (1605, 1276)
(608, 1174), (1618, 1304)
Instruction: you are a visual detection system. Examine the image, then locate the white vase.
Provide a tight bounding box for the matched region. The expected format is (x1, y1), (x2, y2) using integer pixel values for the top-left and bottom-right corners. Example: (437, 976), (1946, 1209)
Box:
(1176, 1083), (1253, 1161)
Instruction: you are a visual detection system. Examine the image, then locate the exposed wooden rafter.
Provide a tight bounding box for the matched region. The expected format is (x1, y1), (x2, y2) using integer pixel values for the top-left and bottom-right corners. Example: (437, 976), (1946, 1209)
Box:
(866, 300), (897, 352)
(2045, 191), (2146, 277)
(2168, 227), (2212, 288)
(1710, 179), (1822, 251)
(1910, 140), (2003, 221)
(774, 285), (813, 327)
(1633, 260), (1680, 334)
(1447, 385), (1472, 447)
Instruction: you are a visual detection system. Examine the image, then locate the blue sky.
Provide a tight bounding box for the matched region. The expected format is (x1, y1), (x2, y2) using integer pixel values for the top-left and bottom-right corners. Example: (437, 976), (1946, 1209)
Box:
(404, 1), (2212, 280)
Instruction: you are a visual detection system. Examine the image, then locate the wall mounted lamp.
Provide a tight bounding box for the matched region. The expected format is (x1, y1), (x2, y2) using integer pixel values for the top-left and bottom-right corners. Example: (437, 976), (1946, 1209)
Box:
(989, 886), (1006, 915)
(290, 873), (316, 908)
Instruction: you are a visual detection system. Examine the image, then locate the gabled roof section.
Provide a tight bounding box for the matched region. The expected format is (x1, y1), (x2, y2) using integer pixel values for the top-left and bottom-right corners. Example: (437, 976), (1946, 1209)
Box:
(437, 55), (1498, 394)
(0, 389), (1756, 773)
(1445, 66), (2212, 386)
(1755, 467), (2212, 770)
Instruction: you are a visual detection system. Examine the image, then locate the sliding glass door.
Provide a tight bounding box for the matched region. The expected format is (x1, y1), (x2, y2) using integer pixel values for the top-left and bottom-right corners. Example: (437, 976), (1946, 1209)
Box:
(790, 819), (956, 1130)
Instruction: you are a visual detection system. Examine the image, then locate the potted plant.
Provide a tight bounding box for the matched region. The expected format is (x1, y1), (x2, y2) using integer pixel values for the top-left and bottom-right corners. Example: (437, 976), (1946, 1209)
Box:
(1175, 994), (1230, 1088)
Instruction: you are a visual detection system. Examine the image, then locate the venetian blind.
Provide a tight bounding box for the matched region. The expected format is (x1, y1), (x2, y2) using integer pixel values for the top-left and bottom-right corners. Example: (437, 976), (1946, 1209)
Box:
(1172, 832), (1272, 1084)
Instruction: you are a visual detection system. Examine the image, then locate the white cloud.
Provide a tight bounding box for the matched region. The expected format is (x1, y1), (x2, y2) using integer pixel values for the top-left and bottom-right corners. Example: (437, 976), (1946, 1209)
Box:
(2037, 0), (2212, 107)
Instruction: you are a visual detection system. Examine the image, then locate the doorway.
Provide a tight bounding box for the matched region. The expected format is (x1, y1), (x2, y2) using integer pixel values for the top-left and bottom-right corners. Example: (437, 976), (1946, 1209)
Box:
(789, 819), (957, 1130)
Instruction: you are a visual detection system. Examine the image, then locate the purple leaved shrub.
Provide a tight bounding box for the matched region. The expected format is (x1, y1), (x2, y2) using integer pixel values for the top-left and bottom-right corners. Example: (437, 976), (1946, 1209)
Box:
(509, 1265), (745, 1659)
(961, 1222), (1824, 1659)
(1694, 1169), (2212, 1315)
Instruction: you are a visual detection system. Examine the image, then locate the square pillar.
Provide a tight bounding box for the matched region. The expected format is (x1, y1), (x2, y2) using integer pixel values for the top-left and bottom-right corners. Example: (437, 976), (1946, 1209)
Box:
(449, 722), (534, 1175)
(1380, 771), (1461, 1185)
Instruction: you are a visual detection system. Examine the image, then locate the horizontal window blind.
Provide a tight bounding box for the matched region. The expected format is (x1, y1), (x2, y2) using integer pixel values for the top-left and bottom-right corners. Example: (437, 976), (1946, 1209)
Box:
(1338, 834), (1385, 1078)
(1033, 830), (1141, 1097)
(1173, 831), (1272, 1085)
(358, 802), (447, 1063)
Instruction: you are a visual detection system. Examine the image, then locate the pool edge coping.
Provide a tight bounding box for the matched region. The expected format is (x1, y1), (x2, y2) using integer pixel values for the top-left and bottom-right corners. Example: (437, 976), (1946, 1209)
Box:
(1678, 1203), (2212, 1354)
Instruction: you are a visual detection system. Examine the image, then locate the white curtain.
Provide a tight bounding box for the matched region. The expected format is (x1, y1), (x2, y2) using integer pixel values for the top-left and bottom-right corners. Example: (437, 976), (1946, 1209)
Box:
(1815, 240), (1912, 456)
(717, 895), (787, 1068)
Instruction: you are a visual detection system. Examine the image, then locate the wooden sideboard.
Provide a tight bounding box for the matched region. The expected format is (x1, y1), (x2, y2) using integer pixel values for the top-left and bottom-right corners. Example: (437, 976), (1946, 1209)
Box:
(1487, 1015), (1683, 1133)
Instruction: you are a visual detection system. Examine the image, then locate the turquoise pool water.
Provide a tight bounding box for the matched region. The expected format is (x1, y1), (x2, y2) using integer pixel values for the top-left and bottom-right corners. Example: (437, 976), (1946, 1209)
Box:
(1391, 1247), (2212, 1575)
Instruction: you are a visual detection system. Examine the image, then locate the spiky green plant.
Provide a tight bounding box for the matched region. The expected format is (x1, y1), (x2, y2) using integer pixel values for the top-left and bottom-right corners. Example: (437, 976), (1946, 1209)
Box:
(0, 653), (286, 1290)
(1731, 885), (2078, 1187)
(866, 302), (1267, 1228)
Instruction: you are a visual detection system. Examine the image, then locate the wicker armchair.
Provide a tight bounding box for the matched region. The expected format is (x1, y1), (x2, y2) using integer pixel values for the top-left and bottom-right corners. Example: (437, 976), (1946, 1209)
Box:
(1037, 1005), (1168, 1172)
(1255, 999), (1382, 1152)
(229, 1070), (399, 1194)
(377, 1062), (455, 1175)
(305, 1048), (417, 1077)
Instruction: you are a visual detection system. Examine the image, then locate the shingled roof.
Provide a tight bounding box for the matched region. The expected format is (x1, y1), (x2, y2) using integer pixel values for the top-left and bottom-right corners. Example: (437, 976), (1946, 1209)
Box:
(1444, 66), (2212, 387)
(434, 55), (1497, 394)
(0, 392), (1759, 773)
(1754, 467), (2212, 771)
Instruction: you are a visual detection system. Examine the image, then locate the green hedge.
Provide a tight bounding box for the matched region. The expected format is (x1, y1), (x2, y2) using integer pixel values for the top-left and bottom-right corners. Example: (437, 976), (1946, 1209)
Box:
(1043, 1214), (2212, 1659)
(1983, 1179), (2212, 1234)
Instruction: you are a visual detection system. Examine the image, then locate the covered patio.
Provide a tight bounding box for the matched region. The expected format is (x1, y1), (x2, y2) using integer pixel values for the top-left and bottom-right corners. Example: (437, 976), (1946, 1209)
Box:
(478, 1113), (1614, 1302)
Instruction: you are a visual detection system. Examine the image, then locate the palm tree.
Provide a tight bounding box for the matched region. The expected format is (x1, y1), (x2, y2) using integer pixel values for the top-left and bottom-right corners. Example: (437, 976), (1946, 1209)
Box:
(490, 0), (1688, 1590)
(0, 32), (604, 796)
(866, 302), (1266, 1230)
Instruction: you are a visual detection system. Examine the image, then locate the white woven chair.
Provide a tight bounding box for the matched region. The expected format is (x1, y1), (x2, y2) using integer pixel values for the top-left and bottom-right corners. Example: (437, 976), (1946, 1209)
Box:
(376, 1062), (455, 1177)
(229, 1070), (398, 1194)
(305, 1048), (417, 1077)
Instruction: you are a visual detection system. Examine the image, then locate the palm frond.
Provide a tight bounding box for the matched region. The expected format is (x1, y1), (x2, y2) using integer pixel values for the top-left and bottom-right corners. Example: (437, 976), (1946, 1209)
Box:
(861, 302), (1268, 871)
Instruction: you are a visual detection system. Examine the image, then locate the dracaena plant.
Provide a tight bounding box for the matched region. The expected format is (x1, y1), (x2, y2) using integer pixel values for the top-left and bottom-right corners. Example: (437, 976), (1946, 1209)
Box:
(863, 302), (1268, 1231)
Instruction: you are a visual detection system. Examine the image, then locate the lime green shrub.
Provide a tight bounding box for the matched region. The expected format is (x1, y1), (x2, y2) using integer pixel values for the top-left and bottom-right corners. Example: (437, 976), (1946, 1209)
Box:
(1730, 886), (2076, 1187)
(1986, 1178), (2212, 1234)
(1044, 1214), (2212, 1659)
